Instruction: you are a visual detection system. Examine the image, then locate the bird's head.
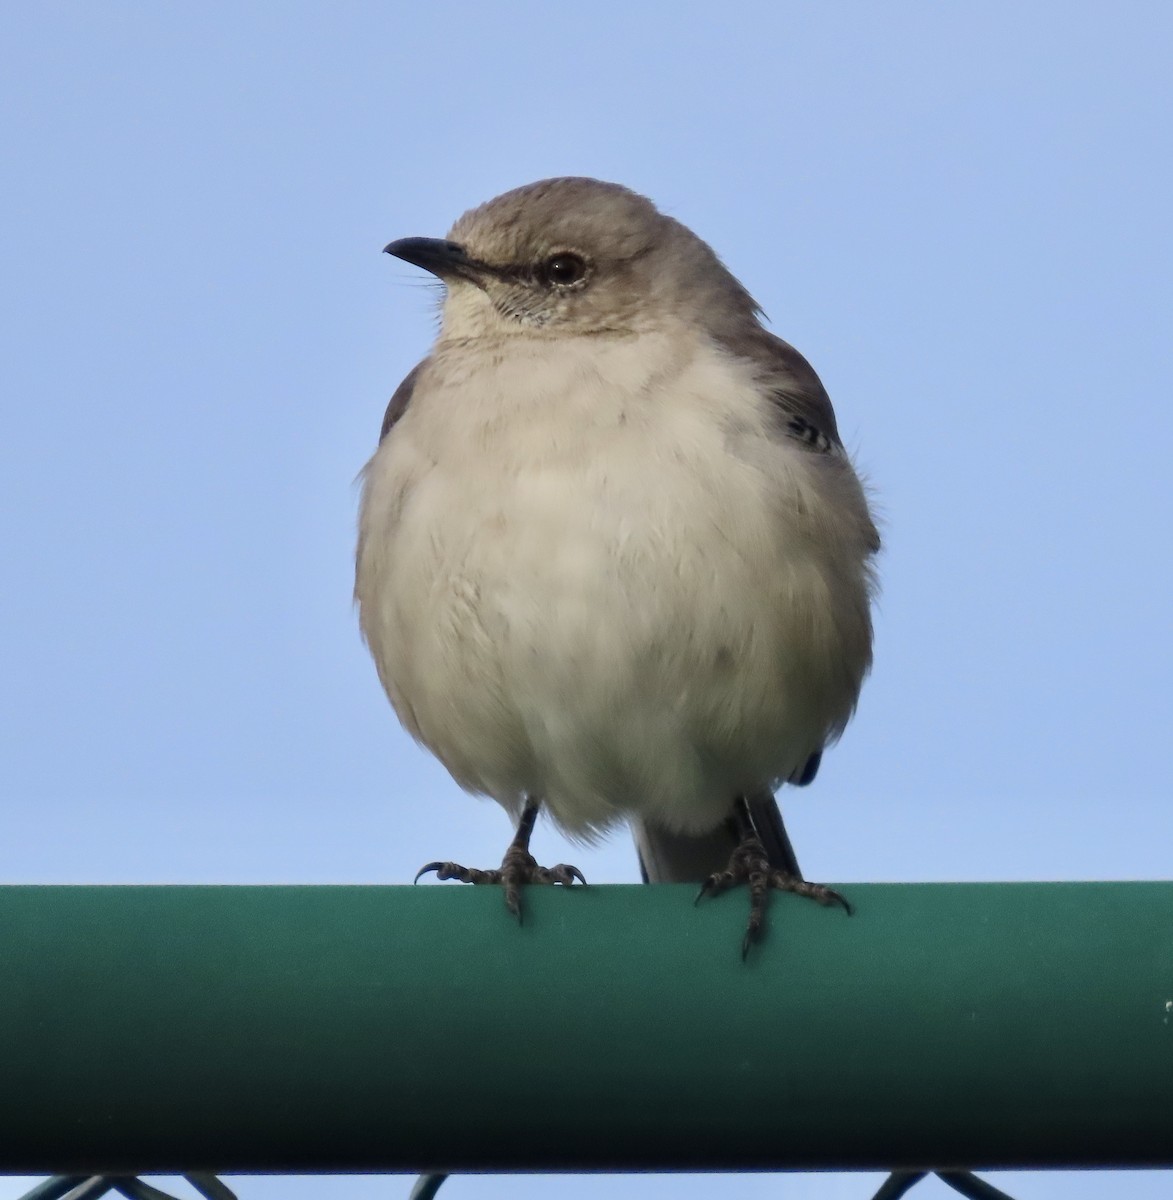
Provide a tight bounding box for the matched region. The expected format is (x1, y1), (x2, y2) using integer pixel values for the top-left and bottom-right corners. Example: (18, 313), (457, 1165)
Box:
(384, 177), (760, 342)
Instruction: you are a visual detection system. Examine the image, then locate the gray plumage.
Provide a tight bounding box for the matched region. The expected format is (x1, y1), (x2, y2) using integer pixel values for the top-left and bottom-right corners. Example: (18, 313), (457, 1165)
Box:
(356, 177), (878, 886)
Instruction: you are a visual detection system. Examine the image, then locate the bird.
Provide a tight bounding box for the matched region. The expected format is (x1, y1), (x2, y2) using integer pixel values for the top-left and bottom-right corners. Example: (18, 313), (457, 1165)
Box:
(355, 177), (878, 954)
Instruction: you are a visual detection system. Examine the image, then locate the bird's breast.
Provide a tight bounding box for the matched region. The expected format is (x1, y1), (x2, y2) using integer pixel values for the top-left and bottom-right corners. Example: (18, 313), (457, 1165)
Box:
(356, 333), (870, 833)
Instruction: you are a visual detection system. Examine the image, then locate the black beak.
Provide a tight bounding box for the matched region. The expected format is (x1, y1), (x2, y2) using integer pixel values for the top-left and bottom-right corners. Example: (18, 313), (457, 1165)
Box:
(383, 237), (479, 282)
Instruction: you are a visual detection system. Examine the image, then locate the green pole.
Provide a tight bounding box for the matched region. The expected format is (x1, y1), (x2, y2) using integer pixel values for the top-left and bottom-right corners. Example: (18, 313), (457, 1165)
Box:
(1, 883), (1171, 1174)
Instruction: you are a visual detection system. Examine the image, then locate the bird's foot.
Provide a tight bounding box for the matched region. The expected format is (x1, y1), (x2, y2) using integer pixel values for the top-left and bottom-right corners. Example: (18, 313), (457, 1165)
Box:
(696, 834), (851, 958)
(415, 844), (586, 921)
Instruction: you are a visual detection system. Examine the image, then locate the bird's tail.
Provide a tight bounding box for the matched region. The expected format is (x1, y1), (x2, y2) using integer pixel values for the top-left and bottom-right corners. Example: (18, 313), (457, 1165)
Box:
(633, 788), (801, 883)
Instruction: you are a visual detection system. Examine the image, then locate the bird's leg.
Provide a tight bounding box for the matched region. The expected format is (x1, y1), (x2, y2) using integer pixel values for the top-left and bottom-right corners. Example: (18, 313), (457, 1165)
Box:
(415, 798), (586, 921)
(697, 797), (851, 957)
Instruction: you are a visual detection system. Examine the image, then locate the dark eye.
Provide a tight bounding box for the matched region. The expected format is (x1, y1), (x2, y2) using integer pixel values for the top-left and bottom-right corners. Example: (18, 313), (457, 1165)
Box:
(540, 252), (588, 287)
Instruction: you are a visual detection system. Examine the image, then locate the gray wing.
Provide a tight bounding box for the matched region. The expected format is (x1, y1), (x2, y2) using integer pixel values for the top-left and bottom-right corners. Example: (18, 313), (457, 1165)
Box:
(719, 323), (850, 454)
(379, 360), (427, 442)
(719, 325), (881, 551)
(755, 330), (846, 455)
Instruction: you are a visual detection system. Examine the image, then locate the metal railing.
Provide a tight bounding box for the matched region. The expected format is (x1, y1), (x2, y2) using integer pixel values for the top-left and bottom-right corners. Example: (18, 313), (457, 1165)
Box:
(4, 882), (1172, 1196)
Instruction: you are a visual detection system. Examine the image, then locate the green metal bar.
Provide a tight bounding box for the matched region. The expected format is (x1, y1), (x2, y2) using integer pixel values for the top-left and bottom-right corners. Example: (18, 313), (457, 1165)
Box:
(1, 883), (1171, 1174)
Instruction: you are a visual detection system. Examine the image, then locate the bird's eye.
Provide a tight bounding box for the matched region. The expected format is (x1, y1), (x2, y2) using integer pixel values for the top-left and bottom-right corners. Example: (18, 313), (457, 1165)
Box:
(540, 252), (588, 288)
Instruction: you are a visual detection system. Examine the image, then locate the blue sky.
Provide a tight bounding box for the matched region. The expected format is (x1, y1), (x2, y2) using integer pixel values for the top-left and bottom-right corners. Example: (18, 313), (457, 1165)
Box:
(2, 3), (1171, 1199)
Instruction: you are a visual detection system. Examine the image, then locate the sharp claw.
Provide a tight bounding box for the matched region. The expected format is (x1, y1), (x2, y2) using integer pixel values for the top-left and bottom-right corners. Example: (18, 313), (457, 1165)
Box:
(813, 886), (852, 915)
(699, 834), (852, 956)
(412, 847), (584, 925)
(695, 873), (728, 904)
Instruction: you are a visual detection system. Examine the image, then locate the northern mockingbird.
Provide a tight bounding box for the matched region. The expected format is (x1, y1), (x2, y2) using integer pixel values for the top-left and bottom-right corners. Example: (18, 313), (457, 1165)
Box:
(356, 178), (878, 953)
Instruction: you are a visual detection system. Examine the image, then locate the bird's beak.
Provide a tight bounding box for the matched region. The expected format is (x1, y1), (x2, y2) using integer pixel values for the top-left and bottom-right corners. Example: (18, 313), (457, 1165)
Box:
(383, 237), (482, 284)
